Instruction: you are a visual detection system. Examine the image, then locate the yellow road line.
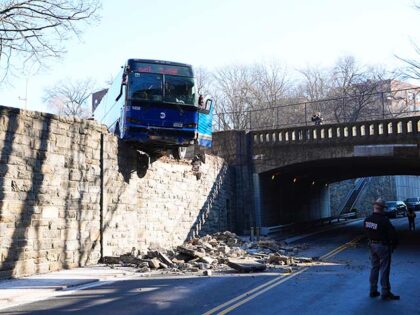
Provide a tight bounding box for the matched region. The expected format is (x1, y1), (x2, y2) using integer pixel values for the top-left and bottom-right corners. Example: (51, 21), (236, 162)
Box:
(319, 243), (348, 261)
(320, 235), (364, 261)
(203, 235), (364, 315)
(216, 268), (308, 315)
(202, 274), (285, 315)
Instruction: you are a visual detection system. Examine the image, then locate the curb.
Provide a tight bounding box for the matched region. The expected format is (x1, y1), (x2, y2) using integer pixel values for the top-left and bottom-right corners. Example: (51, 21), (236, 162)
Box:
(57, 278), (100, 291)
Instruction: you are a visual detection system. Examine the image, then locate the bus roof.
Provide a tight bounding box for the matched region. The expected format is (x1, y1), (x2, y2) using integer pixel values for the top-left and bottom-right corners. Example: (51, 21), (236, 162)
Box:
(127, 58), (192, 68)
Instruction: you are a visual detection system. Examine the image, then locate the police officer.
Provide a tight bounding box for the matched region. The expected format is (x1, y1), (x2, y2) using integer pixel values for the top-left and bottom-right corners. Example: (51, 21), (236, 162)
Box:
(364, 198), (399, 300)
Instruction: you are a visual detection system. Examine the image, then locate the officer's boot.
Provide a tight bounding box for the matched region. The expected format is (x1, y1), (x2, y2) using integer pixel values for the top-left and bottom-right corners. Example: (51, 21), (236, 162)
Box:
(382, 292), (400, 300)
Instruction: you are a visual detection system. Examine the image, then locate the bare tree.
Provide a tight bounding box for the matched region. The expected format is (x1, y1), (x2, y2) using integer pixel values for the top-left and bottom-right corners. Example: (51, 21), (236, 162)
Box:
(329, 57), (386, 122)
(300, 56), (395, 124)
(0, 0), (101, 81)
(394, 2), (420, 80)
(211, 61), (294, 130)
(195, 66), (213, 97)
(43, 78), (96, 118)
(250, 61), (290, 107)
(298, 66), (330, 102)
(396, 44), (420, 80)
(212, 64), (253, 130)
(248, 61), (294, 128)
(212, 56), (409, 131)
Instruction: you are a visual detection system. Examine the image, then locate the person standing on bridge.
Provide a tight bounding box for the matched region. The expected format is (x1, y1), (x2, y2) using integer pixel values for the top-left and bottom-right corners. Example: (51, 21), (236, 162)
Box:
(364, 198), (399, 300)
(311, 112), (323, 125)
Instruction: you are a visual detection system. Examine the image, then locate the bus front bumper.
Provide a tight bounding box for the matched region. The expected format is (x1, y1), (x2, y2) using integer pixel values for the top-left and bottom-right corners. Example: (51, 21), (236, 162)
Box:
(123, 125), (196, 146)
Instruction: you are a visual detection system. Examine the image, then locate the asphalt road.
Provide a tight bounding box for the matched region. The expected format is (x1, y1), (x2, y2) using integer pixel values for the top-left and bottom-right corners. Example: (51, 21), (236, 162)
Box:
(2, 215), (419, 315)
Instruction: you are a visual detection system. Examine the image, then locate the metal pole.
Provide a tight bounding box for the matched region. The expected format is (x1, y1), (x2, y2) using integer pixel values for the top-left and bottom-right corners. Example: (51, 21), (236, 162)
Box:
(381, 92), (385, 119)
(304, 103), (308, 126)
(222, 113), (226, 130)
(99, 133), (105, 261)
(253, 173), (262, 229)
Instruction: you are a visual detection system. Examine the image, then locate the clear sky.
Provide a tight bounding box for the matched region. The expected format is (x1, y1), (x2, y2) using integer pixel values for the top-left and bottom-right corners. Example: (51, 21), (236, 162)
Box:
(1, 0), (420, 113)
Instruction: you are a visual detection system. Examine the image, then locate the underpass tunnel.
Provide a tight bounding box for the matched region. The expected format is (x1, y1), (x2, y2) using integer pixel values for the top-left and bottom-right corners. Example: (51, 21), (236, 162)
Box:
(259, 171), (331, 226)
(256, 156), (420, 227)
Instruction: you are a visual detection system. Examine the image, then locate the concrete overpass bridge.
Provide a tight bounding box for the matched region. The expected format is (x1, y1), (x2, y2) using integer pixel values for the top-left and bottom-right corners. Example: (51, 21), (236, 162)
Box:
(213, 115), (420, 232)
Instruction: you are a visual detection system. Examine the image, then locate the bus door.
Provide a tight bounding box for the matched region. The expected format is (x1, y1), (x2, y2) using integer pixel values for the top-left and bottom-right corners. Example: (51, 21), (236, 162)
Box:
(197, 98), (213, 148)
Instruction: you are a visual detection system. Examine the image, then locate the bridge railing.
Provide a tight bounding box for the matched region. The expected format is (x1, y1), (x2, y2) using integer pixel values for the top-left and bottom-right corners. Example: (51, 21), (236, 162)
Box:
(251, 115), (420, 145)
(213, 87), (420, 131)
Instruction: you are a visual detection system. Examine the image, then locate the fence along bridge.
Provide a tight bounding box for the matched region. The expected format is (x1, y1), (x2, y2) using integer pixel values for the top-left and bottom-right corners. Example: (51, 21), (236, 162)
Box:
(252, 115), (420, 146)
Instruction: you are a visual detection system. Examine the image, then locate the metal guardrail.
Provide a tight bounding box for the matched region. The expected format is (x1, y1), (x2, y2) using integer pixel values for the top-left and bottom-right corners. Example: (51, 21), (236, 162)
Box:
(260, 223), (295, 236)
(260, 212), (358, 236)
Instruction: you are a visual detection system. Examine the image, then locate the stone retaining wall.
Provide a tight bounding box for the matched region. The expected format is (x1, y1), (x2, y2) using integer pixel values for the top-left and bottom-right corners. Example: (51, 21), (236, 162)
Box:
(0, 106), (232, 278)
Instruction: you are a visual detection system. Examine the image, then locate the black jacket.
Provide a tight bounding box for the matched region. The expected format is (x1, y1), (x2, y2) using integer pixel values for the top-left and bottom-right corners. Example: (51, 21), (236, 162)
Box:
(364, 212), (398, 248)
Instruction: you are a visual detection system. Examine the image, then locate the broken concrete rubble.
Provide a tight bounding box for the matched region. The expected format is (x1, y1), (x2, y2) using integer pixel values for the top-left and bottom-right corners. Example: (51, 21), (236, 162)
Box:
(267, 254), (294, 265)
(149, 258), (161, 269)
(227, 259), (267, 272)
(103, 231), (311, 275)
(177, 246), (206, 259)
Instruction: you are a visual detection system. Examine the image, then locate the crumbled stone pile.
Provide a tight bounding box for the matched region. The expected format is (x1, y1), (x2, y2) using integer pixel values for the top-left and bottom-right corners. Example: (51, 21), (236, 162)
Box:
(103, 231), (312, 275)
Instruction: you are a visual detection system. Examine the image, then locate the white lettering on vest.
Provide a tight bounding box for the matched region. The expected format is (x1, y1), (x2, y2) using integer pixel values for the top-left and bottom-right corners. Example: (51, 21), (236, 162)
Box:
(365, 221), (378, 230)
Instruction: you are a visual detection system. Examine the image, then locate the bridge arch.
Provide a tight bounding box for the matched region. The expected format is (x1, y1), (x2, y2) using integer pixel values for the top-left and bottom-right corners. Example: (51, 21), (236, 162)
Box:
(256, 155), (420, 227)
(212, 116), (420, 233)
(249, 116), (420, 228)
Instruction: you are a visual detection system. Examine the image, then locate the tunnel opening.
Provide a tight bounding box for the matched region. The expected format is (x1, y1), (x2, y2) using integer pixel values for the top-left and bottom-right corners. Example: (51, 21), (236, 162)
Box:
(258, 156), (420, 227)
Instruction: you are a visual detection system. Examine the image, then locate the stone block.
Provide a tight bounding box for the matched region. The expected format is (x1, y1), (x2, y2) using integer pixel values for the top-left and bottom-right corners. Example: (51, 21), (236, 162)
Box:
(149, 258), (160, 269)
(41, 206), (58, 219)
(227, 259), (267, 273)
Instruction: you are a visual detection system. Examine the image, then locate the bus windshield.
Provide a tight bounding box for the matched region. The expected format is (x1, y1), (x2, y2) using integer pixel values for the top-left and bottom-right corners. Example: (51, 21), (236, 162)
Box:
(164, 75), (195, 105)
(128, 72), (195, 105)
(129, 73), (163, 101)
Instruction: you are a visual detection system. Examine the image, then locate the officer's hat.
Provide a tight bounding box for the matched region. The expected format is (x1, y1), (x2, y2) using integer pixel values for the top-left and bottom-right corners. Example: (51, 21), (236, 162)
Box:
(373, 198), (387, 208)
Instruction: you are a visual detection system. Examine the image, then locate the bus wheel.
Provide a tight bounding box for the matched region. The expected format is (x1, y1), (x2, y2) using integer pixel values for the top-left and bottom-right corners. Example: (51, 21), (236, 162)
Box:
(115, 122), (121, 138)
(172, 147), (187, 160)
(136, 150), (150, 178)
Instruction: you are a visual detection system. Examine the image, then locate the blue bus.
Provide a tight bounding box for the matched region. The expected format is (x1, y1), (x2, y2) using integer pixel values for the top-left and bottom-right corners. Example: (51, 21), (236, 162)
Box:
(93, 59), (213, 159)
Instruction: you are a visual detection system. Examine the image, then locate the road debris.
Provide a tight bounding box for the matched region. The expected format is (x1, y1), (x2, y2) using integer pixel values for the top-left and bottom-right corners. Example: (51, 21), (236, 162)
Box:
(103, 231), (312, 275)
(227, 259), (267, 272)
